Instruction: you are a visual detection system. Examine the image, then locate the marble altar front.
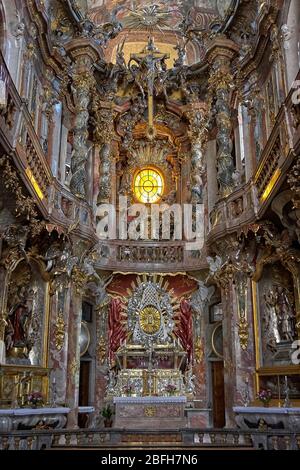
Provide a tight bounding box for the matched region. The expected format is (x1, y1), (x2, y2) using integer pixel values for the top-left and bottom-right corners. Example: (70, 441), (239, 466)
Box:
(113, 396), (187, 429)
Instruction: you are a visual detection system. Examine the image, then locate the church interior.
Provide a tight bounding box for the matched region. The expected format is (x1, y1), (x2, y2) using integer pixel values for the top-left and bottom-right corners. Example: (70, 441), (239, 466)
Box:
(0, 0), (300, 451)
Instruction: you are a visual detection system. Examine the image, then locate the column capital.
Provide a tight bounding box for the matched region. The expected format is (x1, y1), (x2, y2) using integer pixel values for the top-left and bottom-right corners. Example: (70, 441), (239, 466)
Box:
(206, 36), (239, 64)
(66, 38), (102, 66)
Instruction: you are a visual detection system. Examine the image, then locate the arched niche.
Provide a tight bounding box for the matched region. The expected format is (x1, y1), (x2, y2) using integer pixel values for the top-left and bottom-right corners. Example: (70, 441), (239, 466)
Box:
(252, 260), (298, 368)
(4, 256), (50, 367)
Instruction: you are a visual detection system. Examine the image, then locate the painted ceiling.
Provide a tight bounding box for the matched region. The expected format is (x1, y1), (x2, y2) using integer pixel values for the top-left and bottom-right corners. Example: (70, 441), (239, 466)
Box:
(84, 1), (233, 28)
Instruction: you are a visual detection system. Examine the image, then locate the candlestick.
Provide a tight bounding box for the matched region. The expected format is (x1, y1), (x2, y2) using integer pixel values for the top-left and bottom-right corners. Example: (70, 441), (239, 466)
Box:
(284, 375), (290, 408)
(277, 375), (281, 407)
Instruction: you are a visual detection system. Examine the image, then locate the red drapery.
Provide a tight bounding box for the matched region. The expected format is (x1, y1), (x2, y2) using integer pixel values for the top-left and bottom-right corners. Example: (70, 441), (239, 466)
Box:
(108, 298), (127, 364)
(174, 299), (193, 362)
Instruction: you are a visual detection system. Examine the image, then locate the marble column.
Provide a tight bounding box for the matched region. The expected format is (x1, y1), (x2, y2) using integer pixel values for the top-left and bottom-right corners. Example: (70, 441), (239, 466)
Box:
(48, 283), (71, 406)
(220, 281), (237, 427)
(207, 37), (239, 198)
(0, 266), (7, 364)
(66, 277), (84, 429)
(221, 274), (256, 427)
(94, 304), (109, 415)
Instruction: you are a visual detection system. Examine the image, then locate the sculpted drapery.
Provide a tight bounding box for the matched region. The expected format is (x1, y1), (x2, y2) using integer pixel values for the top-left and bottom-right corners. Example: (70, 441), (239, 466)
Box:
(174, 299), (193, 362)
(108, 298), (127, 364)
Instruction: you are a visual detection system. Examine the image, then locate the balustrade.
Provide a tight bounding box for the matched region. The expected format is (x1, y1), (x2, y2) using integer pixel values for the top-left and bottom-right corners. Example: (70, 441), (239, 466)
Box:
(0, 428), (299, 450)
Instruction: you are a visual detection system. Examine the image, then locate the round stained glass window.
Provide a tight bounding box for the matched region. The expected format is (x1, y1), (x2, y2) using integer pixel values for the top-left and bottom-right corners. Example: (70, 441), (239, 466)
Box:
(134, 167), (164, 204)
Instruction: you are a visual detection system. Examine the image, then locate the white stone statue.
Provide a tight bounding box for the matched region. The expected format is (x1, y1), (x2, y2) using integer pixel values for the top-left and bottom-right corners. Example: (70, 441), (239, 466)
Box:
(185, 367), (196, 395)
(206, 255), (223, 279)
(106, 368), (116, 395)
(264, 289), (281, 349)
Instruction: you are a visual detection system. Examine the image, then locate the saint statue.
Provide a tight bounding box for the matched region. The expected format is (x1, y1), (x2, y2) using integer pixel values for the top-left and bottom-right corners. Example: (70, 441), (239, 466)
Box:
(264, 289), (281, 350)
(5, 291), (33, 352)
(185, 366), (196, 395)
(277, 286), (296, 342)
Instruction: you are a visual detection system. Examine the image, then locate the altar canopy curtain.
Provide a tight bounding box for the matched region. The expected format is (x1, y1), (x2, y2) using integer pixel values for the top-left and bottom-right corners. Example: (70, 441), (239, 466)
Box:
(108, 298), (126, 363)
(175, 299), (193, 362)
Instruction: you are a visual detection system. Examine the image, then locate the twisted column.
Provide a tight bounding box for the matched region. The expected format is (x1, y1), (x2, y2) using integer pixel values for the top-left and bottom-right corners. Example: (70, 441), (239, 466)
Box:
(93, 105), (116, 205)
(207, 37), (238, 197)
(186, 103), (208, 204)
(70, 70), (94, 199)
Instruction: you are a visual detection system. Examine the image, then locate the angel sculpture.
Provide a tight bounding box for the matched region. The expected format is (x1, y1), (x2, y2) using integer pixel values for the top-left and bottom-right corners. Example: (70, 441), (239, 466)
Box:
(185, 367), (196, 395)
(191, 281), (215, 315)
(206, 255), (223, 280)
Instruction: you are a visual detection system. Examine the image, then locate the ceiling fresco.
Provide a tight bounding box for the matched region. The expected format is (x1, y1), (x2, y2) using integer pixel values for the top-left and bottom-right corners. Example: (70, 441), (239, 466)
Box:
(85, 1), (233, 29)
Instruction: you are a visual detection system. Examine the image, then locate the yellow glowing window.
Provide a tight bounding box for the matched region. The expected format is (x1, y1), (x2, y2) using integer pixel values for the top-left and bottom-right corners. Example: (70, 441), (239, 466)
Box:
(134, 167), (164, 203)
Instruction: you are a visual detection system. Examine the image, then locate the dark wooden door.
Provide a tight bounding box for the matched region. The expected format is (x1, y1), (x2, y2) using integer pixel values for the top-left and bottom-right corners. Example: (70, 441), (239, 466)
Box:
(212, 361), (225, 428)
(79, 361), (90, 406)
(78, 361), (90, 428)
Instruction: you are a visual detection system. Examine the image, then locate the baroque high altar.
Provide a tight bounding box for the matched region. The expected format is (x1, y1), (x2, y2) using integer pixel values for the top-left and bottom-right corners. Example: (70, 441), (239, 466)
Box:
(0, 0), (300, 449)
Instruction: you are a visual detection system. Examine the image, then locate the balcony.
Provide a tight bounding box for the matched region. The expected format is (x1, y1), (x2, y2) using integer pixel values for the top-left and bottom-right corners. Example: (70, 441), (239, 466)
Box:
(207, 72), (299, 244)
(0, 52), (95, 241)
(95, 240), (206, 272)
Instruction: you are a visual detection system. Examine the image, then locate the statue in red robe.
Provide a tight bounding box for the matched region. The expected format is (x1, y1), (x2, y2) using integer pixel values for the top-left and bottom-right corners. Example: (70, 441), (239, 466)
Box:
(5, 298), (31, 351)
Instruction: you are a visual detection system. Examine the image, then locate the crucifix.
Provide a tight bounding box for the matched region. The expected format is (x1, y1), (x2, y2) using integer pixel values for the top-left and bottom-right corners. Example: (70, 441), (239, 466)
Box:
(129, 37), (169, 135)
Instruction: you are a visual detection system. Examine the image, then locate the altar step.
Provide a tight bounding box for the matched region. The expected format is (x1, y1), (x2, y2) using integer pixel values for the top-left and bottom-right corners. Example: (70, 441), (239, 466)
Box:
(51, 430), (255, 450)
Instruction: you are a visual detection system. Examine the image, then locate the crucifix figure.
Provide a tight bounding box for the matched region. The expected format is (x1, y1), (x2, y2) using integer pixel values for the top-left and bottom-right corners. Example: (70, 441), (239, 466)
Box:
(129, 37), (169, 135)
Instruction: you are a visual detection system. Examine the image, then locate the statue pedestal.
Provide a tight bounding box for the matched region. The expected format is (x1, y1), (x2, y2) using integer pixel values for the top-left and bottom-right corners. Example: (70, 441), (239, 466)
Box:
(233, 406), (300, 430)
(113, 396), (187, 429)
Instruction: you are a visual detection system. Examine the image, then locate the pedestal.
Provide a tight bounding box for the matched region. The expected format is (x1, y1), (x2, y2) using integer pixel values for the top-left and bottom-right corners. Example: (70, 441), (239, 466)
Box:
(185, 407), (212, 428)
(233, 406), (300, 431)
(113, 396), (187, 429)
(0, 407), (70, 431)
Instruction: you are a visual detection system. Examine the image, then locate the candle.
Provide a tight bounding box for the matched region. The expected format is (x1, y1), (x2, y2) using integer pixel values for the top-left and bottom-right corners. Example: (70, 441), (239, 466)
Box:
(52, 377), (56, 384)
(245, 374), (249, 384)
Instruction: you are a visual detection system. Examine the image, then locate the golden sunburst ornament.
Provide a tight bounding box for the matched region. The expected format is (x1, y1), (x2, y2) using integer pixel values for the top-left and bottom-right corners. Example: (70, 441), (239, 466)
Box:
(122, 4), (172, 33)
(139, 305), (161, 335)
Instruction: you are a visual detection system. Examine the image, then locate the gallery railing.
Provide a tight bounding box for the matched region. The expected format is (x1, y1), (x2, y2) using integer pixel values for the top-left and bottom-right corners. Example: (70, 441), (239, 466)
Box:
(95, 239), (206, 272)
(0, 428), (299, 450)
(0, 52), (95, 241)
(208, 71), (300, 243)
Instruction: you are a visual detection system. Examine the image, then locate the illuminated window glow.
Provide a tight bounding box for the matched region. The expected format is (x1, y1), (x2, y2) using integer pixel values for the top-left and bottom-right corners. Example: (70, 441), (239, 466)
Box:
(134, 167), (164, 203)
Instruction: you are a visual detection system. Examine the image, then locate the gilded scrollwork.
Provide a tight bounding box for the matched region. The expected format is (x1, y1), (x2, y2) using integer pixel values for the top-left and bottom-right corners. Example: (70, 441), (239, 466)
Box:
(234, 272), (249, 350)
(55, 309), (66, 351)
